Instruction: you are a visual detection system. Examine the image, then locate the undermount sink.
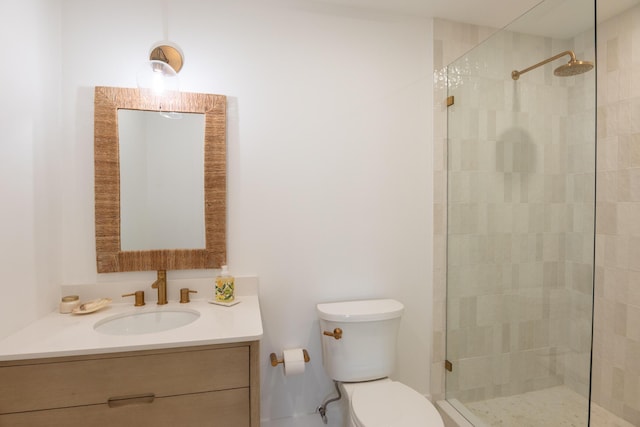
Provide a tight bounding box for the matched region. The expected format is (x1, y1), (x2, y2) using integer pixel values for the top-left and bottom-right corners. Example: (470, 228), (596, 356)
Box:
(94, 308), (200, 335)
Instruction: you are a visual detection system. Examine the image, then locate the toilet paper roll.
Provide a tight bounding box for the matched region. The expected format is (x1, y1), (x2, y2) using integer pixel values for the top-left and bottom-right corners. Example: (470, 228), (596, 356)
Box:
(283, 348), (306, 376)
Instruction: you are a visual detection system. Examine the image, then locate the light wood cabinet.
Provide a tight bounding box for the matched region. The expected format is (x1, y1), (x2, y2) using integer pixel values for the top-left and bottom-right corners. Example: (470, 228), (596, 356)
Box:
(0, 341), (260, 427)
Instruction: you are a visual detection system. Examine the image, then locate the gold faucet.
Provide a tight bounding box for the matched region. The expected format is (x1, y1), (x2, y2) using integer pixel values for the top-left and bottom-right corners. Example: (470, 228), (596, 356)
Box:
(151, 270), (168, 305)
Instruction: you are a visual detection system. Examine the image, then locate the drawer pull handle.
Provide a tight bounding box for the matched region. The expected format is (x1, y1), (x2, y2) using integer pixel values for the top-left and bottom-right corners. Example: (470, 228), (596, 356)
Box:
(108, 393), (155, 408)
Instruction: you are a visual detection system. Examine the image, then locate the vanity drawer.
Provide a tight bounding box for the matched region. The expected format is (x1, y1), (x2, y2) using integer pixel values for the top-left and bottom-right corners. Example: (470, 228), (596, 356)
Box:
(0, 387), (249, 427)
(0, 345), (249, 414)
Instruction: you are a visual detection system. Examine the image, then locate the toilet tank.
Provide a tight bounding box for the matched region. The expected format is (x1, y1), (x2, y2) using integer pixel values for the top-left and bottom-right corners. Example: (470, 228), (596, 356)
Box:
(316, 299), (404, 382)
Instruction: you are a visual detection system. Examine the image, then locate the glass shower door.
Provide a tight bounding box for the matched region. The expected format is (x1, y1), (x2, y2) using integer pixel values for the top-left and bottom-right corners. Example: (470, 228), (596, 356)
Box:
(445, 0), (596, 425)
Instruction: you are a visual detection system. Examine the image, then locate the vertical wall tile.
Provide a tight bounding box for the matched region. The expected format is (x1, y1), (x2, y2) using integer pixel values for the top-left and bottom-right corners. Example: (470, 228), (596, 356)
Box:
(593, 7), (640, 423)
(427, 8), (640, 423)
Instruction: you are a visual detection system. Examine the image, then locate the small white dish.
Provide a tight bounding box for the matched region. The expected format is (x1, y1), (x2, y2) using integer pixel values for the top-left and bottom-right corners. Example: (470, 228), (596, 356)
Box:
(72, 298), (112, 314)
(208, 299), (241, 307)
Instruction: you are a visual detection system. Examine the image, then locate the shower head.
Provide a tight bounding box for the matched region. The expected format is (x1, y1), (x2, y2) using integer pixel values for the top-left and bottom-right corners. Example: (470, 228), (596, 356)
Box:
(554, 59), (594, 77)
(511, 50), (594, 80)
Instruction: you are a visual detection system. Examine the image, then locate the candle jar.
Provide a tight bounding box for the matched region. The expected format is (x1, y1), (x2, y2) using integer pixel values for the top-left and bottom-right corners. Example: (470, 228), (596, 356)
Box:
(59, 295), (80, 314)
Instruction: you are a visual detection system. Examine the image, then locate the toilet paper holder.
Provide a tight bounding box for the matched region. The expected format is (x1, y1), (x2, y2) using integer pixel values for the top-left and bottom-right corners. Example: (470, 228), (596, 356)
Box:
(270, 349), (311, 367)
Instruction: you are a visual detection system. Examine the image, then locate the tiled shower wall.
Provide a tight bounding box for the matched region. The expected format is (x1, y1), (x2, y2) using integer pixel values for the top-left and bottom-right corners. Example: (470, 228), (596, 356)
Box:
(433, 4), (640, 426)
(592, 4), (640, 425)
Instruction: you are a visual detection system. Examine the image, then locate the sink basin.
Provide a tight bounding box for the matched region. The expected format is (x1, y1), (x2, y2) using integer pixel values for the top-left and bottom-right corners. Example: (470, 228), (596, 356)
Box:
(94, 308), (200, 335)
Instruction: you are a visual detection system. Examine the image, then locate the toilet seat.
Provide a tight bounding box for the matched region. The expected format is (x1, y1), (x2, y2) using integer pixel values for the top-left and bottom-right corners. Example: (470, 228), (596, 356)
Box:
(351, 381), (444, 427)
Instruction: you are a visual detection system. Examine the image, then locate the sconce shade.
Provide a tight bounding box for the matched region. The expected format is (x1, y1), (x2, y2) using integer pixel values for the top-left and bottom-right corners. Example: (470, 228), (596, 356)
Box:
(150, 45), (184, 73)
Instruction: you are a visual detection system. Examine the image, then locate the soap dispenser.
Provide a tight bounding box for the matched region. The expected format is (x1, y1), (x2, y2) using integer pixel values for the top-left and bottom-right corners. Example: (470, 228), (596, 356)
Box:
(215, 265), (235, 302)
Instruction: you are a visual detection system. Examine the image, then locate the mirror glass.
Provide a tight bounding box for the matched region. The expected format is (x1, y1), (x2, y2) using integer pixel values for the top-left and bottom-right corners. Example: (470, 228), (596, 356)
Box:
(118, 110), (206, 251)
(94, 86), (226, 273)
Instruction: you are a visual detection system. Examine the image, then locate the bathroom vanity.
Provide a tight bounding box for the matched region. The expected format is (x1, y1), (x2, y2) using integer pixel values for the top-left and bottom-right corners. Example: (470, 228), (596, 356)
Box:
(0, 296), (262, 427)
(0, 86), (258, 425)
(0, 86), (260, 425)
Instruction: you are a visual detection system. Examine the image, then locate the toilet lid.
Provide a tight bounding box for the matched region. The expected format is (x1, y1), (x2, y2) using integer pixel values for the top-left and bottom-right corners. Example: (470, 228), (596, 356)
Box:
(351, 381), (444, 427)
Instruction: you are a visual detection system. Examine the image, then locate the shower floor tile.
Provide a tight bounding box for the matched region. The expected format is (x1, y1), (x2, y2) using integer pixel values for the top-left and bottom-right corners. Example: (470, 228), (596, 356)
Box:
(464, 386), (633, 427)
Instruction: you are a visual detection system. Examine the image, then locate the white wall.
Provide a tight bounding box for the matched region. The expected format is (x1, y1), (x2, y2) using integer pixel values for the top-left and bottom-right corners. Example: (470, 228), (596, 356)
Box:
(0, 0), (62, 338)
(61, 0), (433, 422)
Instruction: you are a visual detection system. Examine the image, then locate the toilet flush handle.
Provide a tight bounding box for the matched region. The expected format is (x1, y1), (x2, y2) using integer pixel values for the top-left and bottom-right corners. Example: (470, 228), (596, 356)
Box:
(323, 328), (343, 340)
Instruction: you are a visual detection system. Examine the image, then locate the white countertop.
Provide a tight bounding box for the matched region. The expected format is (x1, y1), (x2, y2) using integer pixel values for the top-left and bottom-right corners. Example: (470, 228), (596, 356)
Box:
(0, 293), (263, 362)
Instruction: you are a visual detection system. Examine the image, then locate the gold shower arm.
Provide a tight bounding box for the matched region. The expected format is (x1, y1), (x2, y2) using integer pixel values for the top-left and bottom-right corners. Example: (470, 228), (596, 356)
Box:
(511, 50), (576, 80)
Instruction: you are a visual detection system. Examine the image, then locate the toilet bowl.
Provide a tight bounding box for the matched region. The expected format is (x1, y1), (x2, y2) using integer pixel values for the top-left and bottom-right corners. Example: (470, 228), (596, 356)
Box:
(317, 299), (444, 427)
(342, 379), (444, 427)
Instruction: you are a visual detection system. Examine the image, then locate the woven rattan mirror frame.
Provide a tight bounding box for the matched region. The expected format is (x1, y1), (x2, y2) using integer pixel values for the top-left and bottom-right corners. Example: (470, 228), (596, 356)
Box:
(94, 86), (226, 273)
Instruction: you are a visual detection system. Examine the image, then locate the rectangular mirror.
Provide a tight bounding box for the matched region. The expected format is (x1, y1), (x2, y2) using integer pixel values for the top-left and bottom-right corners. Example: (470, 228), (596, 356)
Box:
(118, 109), (206, 251)
(94, 86), (226, 273)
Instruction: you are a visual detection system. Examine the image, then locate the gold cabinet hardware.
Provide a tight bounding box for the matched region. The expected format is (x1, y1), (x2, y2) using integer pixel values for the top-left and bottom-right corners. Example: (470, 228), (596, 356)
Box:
(107, 393), (155, 408)
(122, 291), (145, 306)
(270, 349), (311, 367)
(179, 288), (198, 303)
(447, 96), (455, 107)
(323, 328), (343, 340)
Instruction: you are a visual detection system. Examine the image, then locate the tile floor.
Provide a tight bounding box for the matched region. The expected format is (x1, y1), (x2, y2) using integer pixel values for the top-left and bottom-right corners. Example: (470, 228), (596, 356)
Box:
(464, 386), (634, 427)
(261, 386), (634, 426)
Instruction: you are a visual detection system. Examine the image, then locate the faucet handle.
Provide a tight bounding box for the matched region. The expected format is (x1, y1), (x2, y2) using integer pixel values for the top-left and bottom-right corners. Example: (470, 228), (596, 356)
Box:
(179, 288), (197, 304)
(122, 291), (145, 306)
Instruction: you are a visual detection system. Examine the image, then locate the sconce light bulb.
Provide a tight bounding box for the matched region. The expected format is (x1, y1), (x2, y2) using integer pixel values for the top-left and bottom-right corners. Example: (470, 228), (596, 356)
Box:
(151, 71), (165, 95)
(136, 60), (179, 95)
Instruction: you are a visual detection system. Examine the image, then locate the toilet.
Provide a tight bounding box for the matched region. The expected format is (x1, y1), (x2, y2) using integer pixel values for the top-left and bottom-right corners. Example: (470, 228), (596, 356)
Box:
(317, 299), (444, 427)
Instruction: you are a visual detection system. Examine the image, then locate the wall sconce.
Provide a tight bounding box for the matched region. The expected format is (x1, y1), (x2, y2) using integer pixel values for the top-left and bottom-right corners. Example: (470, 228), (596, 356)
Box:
(136, 44), (184, 96)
